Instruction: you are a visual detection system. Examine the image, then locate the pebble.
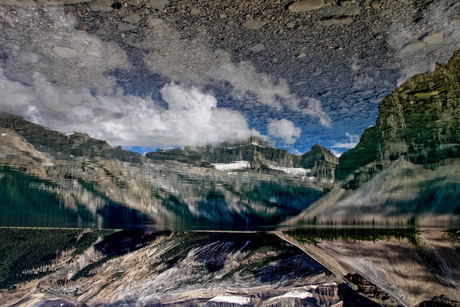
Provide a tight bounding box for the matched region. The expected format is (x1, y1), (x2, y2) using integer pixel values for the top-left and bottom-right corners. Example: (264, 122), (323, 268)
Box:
(288, 0), (327, 13)
(422, 32), (444, 44)
(52, 46), (79, 59)
(242, 19), (266, 30)
(148, 18), (163, 27)
(318, 17), (353, 26)
(190, 8), (201, 16)
(248, 43), (265, 52)
(122, 14), (142, 24)
(127, 0), (141, 6)
(400, 41), (426, 54)
(118, 23), (137, 31)
(90, 0), (113, 12)
(149, 0), (168, 10)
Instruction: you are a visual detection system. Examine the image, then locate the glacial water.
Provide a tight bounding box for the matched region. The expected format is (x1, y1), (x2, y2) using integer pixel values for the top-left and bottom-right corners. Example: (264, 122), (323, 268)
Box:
(0, 165), (326, 230)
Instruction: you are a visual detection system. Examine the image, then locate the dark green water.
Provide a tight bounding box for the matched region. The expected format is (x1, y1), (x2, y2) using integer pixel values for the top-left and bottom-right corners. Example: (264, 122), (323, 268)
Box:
(0, 166), (324, 230)
(0, 166), (152, 229)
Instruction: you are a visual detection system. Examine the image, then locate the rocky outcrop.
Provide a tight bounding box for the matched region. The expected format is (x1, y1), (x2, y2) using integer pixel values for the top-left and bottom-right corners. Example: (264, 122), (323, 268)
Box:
(146, 147), (212, 167)
(337, 49), (460, 185)
(300, 144), (339, 180)
(147, 138), (339, 180)
(147, 137), (301, 169)
(0, 113), (142, 163)
(0, 128), (53, 176)
(285, 50), (460, 224)
(200, 137), (300, 168)
(279, 230), (460, 307)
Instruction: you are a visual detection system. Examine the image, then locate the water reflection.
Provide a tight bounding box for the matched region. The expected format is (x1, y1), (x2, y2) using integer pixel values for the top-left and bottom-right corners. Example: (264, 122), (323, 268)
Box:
(0, 165), (153, 229)
(0, 227), (459, 306)
(278, 228), (460, 306)
(1, 163), (460, 231)
(0, 164), (325, 229)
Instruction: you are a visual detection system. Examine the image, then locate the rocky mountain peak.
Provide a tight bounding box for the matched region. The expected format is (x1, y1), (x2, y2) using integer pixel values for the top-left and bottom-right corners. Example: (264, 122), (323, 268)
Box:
(336, 49), (460, 185)
(301, 144), (339, 168)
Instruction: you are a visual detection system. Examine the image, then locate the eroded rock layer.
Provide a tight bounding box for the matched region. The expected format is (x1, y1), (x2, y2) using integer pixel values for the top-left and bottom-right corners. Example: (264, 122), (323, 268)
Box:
(337, 49), (460, 184)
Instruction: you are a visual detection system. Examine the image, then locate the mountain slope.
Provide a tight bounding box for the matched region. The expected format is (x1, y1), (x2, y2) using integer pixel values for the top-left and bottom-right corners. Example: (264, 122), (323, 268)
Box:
(286, 49), (460, 225)
(147, 137), (339, 180)
(337, 49), (460, 183)
(0, 113), (142, 163)
(300, 144), (339, 180)
(0, 116), (339, 229)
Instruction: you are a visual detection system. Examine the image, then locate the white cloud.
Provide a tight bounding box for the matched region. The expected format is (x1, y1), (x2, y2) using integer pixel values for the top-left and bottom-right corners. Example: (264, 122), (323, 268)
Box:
(267, 119), (301, 144)
(0, 5), (332, 152)
(141, 19), (331, 126)
(209, 61), (296, 109)
(302, 97), (331, 127)
(331, 132), (360, 149)
(0, 70), (259, 147)
(209, 62), (331, 127)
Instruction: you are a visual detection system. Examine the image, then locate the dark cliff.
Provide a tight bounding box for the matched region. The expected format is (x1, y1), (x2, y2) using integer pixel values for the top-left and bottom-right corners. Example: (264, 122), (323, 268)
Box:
(337, 49), (460, 183)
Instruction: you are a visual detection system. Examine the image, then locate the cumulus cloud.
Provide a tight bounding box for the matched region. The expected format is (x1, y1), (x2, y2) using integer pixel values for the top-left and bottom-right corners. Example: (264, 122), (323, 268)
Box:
(331, 133), (360, 149)
(267, 119), (302, 144)
(0, 5), (331, 152)
(0, 69), (258, 147)
(141, 18), (331, 126)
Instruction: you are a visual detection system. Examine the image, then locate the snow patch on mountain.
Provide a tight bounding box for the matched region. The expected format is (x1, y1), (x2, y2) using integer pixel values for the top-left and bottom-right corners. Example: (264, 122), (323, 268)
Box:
(212, 161), (250, 171)
(208, 295), (251, 305)
(269, 290), (313, 300)
(268, 165), (310, 175)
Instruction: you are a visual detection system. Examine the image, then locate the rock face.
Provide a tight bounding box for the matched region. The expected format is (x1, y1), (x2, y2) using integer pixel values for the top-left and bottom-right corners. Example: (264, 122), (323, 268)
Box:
(201, 137), (300, 168)
(0, 230), (381, 307)
(147, 137), (299, 168)
(0, 128), (53, 167)
(337, 49), (460, 184)
(285, 50), (460, 224)
(280, 230), (460, 307)
(147, 137), (338, 180)
(300, 144), (339, 180)
(0, 113), (142, 163)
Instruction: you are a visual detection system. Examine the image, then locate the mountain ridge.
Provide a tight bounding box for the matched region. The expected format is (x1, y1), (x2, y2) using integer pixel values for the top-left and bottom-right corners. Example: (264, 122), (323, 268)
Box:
(0, 113), (143, 163)
(286, 49), (460, 225)
(0, 112), (338, 180)
(337, 49), (460, 184)
(0, 115), (335, 228)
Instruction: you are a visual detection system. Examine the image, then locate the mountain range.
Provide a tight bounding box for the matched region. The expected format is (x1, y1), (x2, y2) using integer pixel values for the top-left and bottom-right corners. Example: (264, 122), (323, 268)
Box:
(1, 49), (460, 228)
(0, 112), (337, 229)
(288, 49), (460, 226)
